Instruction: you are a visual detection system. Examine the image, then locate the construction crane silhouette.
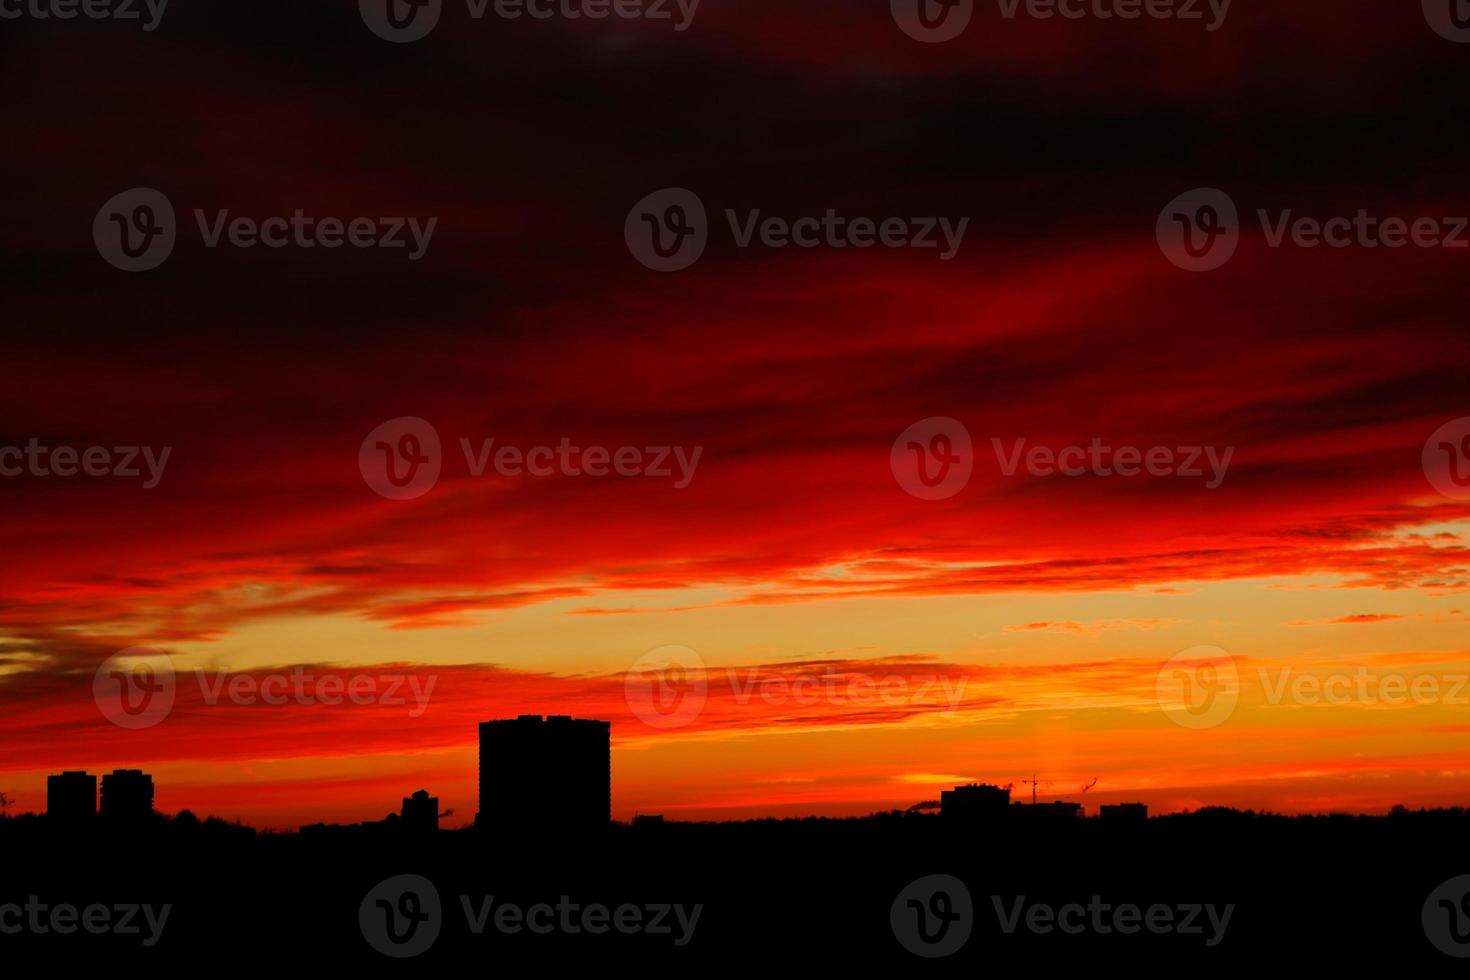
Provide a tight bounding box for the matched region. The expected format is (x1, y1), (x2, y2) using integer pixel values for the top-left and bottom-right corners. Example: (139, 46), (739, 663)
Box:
(1019, 776), (1101, 804)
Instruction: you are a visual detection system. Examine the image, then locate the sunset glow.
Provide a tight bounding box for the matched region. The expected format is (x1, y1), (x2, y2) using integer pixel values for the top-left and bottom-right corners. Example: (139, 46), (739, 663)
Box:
(5, 0), (1470, 832)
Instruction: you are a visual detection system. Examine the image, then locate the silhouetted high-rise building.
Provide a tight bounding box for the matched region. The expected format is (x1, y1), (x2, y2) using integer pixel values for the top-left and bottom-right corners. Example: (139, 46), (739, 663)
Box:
(940, 783), (1011, 820)
(478, 715), (610, 831)
(100, 769), (154, 821)
(46, 771), (97, 824)
(401, 789), (439, 833)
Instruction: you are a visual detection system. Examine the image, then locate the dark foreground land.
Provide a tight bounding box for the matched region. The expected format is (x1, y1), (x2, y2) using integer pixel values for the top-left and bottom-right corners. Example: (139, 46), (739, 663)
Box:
(2, 807), (1467, 968)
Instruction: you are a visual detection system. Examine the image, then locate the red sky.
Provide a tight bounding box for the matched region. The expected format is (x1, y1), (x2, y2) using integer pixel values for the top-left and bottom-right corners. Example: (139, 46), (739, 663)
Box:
(3, 0), (1470, 828)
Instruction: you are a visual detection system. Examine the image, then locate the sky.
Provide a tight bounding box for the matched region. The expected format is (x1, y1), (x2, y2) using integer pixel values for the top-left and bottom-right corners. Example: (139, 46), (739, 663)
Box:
(3, 0), (1470, 829)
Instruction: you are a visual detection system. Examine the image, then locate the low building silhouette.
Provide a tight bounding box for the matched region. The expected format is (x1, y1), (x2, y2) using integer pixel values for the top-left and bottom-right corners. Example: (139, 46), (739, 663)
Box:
(1014, 800), (1083, 822)
(1099, 802), (1149, 823)
(100, 769), (154, 822)
(401, 789), (439, 833)
(478, 715), (611, 832)
(46, 771), (97, 824)
(941, 783), (1011, 820)
(299, 788), (444, 834)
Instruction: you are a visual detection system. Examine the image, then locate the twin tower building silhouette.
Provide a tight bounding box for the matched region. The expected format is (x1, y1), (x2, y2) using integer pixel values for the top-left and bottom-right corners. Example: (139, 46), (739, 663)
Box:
(45, 715), (613, 831)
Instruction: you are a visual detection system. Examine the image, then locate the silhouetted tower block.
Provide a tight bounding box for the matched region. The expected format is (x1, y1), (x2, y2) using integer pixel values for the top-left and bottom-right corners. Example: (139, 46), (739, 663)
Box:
(46, 771), (97, 824)
(478, 715), (611, 832)
(401, 789), (439, 833)
(940, 783), (1011, 820)
(100, 769), (154, 822)
(1099, 802), (1149, 823)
